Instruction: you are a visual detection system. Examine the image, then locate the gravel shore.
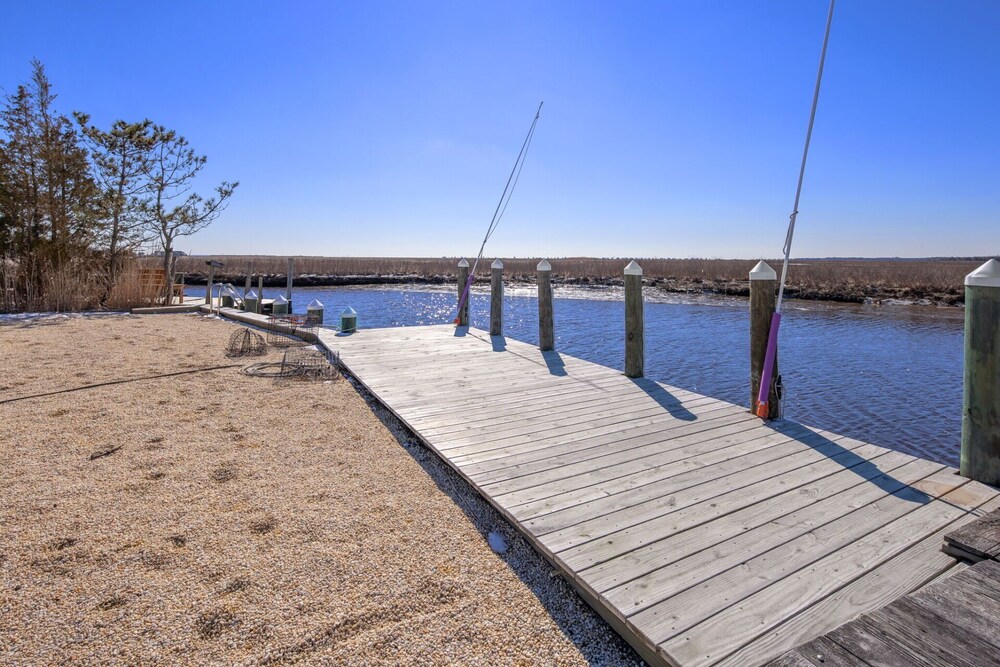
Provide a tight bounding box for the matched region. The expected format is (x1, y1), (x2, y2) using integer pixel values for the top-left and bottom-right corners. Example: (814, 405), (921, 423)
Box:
(0, 313), (643, 666)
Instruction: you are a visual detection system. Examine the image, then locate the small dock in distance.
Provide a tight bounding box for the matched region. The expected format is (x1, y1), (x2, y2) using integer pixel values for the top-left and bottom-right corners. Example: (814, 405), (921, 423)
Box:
(318, 323), (1000, 667)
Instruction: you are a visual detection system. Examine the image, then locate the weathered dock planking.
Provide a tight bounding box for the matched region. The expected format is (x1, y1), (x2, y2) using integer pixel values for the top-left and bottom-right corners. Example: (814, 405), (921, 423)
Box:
(766, 559), (1000, 667)
(313, 323), (1000, 667)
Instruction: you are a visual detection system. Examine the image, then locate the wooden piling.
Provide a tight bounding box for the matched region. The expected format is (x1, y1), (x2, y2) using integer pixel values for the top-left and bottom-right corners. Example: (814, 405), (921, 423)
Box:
(490, 259), (503, 336)
(961, 259), (1000, 485)
(257, 275), (264, 314)
(750, 260), (780, 419)
(457, 258), (470, 326)
(538, 259), (554, 351)
(286, 258), (294, 310)
(205, 264), (214, 306)
(244, 262), (252, 304)
(625, 260), (644, 378)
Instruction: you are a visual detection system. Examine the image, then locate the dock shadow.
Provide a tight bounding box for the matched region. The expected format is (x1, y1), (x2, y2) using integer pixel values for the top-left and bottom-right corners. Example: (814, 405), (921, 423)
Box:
(628, 377), (697, 421)
(541, 350), (566, 376)
(490, 335), (506, 352)
(347, 378), (644, 666)
(453, 325), (468, 337)
(765, 422), (933, 503)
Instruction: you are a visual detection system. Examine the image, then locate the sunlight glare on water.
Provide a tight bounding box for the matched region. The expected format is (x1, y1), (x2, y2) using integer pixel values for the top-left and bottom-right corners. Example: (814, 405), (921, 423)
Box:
(236, 284), (966, 467)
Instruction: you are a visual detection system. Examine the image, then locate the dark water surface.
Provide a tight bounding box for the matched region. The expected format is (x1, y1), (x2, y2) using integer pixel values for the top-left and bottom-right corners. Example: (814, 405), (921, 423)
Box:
(231, 284), (966, 467)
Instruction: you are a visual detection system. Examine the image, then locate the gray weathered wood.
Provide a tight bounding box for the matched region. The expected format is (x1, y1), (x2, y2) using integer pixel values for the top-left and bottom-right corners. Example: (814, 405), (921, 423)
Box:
(537, 259), (554, 351)
(945, 507), (1000, 562)
(457, 258), (470, 326)
(205, 263), (214, 305)
(625, 260), (644, 378)
(750, 260), (779, 418)
(256, 275), (264, 314)
(962, 259), (1000, 485)
(244, 262), (252, 301)
(286, 257), (294, 306)
(490, 259), (503, 336)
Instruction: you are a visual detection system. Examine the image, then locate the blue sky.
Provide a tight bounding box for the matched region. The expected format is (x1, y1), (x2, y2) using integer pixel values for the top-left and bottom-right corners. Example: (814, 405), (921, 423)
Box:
(2, 1), (997, 258)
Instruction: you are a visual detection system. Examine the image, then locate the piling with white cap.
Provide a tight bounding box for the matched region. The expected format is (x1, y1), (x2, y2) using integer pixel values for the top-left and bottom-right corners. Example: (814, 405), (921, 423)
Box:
(750, 260), (780, 418)
(490, 259), (504, 336)
(456, 258), (470, 326)
(340, 306), (357, 333)
(961, 259), (1000, 484)
(537, 259), (554, 351)
(306, 299), (324, 326)
(624, 260), (644, 377)
(272, 294), (289, 315)
(243, 290), (259, 314)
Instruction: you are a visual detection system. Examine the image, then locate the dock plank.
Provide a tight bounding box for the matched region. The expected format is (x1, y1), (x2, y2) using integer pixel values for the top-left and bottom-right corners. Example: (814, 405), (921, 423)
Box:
(295, 323), (1000, 667)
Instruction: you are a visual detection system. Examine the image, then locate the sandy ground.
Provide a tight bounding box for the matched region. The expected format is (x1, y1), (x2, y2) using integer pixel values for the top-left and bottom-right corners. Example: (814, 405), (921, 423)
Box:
(0, 313), (642, 666)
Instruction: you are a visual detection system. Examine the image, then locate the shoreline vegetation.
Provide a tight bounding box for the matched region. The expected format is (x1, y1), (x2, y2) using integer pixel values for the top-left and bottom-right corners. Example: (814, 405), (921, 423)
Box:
(172, 256), (988, 306)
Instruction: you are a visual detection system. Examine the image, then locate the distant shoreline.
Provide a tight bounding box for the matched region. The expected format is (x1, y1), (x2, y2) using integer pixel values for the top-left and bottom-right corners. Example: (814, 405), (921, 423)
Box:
(179, 272), (965, 306)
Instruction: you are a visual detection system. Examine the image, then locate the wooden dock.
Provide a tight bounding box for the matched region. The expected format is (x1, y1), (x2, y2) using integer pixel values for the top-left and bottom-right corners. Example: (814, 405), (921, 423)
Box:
(313, 323), (1000, 667)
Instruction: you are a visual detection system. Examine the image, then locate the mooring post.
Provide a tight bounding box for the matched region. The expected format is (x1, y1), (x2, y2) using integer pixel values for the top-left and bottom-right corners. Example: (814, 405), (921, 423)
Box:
(750, 260), (780, 419)
(625, 260), (644, 378)
(256, 275), (264, 314)
(244, 262), (252, 304)
(490, 259), (503, 336)
(961, 259), (1000, 485)
(457, 258), (470, 326)
(286, 257), (294, 312)
(205, 263), (214, 306)
(538, 259), (554, 351)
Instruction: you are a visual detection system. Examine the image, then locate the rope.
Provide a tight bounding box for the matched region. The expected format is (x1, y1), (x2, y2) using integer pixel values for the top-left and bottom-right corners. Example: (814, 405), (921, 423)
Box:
(456, 102), (544, 322)
(0, 364), (242, 405)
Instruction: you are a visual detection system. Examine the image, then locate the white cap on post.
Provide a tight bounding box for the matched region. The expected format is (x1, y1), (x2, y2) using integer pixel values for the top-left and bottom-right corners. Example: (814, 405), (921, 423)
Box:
(457, 258), (469, 268)
(491, 259), (503, 269)
(966, 259), (1000, 287)
(624, 260), (643, 276)
(749, 260), (777, 281)
(537, 259), (551, 271)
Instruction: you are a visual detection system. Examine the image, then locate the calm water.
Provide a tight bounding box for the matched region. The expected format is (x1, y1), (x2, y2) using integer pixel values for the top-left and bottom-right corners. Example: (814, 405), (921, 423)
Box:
(223, 284), (966, 466)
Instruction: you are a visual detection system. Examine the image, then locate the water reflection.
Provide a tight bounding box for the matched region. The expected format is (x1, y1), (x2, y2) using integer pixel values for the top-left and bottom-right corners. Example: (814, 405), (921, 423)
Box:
(233, 284), (965, 467)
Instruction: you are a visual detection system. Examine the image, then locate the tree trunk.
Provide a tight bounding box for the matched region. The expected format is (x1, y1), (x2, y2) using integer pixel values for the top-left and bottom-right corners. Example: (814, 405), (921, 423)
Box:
(162, 244), (173, 305)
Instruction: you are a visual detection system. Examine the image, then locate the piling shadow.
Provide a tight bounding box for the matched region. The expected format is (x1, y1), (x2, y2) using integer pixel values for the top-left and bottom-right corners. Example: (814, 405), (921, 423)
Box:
(490, 335), (506, 352)
(453, 325), (468, 337)
(346, 376), (644, 666)
(628, 377), (697, 421)
(541, 350), (566, 376)
(765, 422), (933, 502)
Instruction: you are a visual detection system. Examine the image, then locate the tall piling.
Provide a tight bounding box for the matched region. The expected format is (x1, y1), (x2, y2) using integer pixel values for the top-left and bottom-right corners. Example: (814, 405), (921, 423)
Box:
(490, 259), (504, 336)
(456, 258), (470, 326)
(961, 259), (1000, 484)
(750, 260), (780, 419)
(538, 259), (554, 351)
(624, 260), (644, 378)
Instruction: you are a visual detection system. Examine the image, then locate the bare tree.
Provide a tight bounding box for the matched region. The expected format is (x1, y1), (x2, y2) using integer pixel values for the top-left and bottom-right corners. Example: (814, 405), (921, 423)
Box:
(142, 126), (238, 302)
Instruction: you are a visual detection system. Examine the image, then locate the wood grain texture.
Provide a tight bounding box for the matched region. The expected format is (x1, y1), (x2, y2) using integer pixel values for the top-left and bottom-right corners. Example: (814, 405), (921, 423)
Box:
(300, 322), (1000, 667)
(961, 283), (1000, 484)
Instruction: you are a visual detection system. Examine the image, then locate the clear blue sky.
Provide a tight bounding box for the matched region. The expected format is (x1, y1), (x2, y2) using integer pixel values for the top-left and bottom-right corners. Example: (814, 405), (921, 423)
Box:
(2, 1), (997, 258)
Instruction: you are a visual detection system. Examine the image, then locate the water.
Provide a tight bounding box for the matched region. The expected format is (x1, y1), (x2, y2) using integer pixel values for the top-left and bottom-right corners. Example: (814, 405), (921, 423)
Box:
(213, 283), (966, 466)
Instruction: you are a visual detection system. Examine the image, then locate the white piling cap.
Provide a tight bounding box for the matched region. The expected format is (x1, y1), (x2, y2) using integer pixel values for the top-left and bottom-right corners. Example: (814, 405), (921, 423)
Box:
(966, 259), (1000, 287)
(749, 260), (777, 281)
(624, 260), (643, 276)
(491, 259), (504, 269)
(457, 258), (469, 268)
(537, 259), (551, 271)
(308, 299), (323, 308)
(274, 294), (288, 303)
(342, 306), (357, 316)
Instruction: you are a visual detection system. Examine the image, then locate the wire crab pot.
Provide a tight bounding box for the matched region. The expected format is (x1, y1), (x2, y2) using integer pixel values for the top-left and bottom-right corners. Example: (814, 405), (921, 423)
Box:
(225, 328), (267, 357)
(280, 347), (340, 380)
(265, 315), (309, 348)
